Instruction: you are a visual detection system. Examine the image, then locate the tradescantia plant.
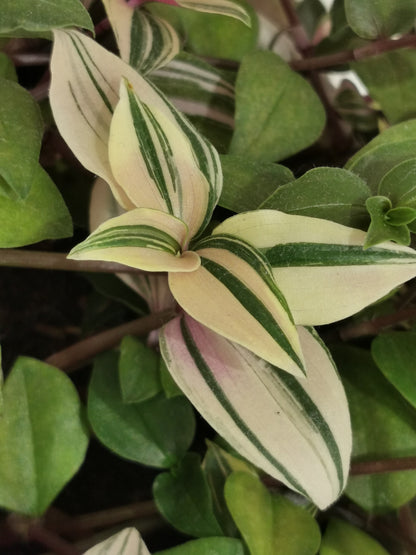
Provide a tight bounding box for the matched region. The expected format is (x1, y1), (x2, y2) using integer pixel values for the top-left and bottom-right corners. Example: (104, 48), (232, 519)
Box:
(3, 0), (416, 553)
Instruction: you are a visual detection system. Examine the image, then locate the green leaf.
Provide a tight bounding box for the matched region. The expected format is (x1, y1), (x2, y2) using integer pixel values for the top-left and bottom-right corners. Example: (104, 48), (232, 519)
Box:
(297, 0), (326, 40)
(84, 273), (149, 316)
(0, 347), (3, 415)
(386, 206), (416, 226)
(153, 452), (223, 537)
(0, 53), (17, 81)
(160, 357), (183, 398)
(365, 196), (410, 247)
(345, 0), (416, 39)
(372, 332), (416, 409)
(203, 440), (256, 536)
(261, 167), (370, 228)
(0, 165), (73, 247)
(156, 537), (245, 555)
(353, 50), (416, 124)
(0, 78), (43, 198)
(333, 345), (416, 513)
(84, 528), (150, 555)
(178, 0), (257, 61)
(118, 336), (162, 403)
(218, 155), (294, 212)
(225, 472), (321, 555)
(320, 518), (389, 555)
(0, 0), (93, 38)
(177, 0), (252, 26)
(0, 357), (88, 516)
(230, 51), (325, 163)
(88, 351), (195, 468)
(378, 158), (416, 208)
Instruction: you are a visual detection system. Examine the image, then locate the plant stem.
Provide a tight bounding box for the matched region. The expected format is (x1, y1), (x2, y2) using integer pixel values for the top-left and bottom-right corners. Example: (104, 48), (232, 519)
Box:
(27, 524), (81, 555)
(350, 456), (416, 476)
(291, 34), (416, 72)
(44, 310), (175, 371)
(340, 307), (416, 340)
(0, 249), (144, 274)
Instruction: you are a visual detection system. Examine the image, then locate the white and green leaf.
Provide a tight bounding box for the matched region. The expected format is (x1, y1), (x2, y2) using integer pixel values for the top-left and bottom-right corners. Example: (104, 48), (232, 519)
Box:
(175, 0), (252, 26)
(169, 233), (304, 376)
(103, 0), (180, 74)
(69, 207), (200, 272)
(214, 210), (416, 325)
(151, 52), (235, 128)
(50, 29), (222, 210)
(83, 527), (150, 555)
(159, 315), (351, 509)
(109, 80), (214, 240)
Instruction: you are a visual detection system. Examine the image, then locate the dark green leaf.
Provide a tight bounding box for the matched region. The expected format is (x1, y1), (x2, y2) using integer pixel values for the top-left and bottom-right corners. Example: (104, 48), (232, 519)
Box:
(160, 357), (183, 399)
(365, 196), (410, 247)
(372, 332), (416, 409)
(321, 518), (389, 554)
(345, 0), (416, 39)
(333, 345), (416, 512)
(224, 472), (321, 555)
(0, 53), (17, 81)
(378, 158), (416, 208)
(153, 453), (223, 537)
(261, 167), (370, 228)
(0, 347), (3, 415)
(297, 0), (326, 40)
(0, 166), (73, 247)
(156, 537), (245, 555)
(118, 336), (162, 403)
(0, 357), (88, 516)
(84, 273), (148, 316)
(385, 206), (416, 226)
(0, 78), (43, 198)
(88, 352), (195, 468)
(218, 155), (294, 212)
(230, 51), (325, 163)
(0, 0), (93, 38)
(354, 50), (416, 124)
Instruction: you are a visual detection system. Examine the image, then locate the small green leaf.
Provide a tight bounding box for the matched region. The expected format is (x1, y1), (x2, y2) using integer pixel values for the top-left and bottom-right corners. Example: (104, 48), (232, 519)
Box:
(372, 332), (416, 409)
(84, 273), (148, 316)
(224, 472), (321, 555)
(230, 51), (325, 163)
(218, 155), (293, 212)
(333, 346), (416, 513)
(88, 351), (195, 468)
(321, 518), (389, 555)
(156, 537), (245, 555)
(386, 206), (416, 226)
(297, 0), (326, 39)
(153, 453), (223, 537)
(0, 78), (43, 198)
(0, 53), (17, 81)
(0, 357), (89, 516)
(118, 336), (162, 404)
(345, 0), (416, 39)
(261, 167), (370, 228)
(0, 166), (73, 248)
(160, 357), (183, 399)
(0, 0), (93, 38)
(378, 158), (416, 208)
(365, 196), (410, 247)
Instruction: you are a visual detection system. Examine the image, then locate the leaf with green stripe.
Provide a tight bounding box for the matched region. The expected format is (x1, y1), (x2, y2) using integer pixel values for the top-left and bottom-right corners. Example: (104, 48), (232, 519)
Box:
(103, 0), (180, 74)
(50, 30), (222, 212)
(84, 527), (150, 555)
(214, 210), (416, 325)
(69, 207), (200, 272)
(176, 0), (252, 26)
(159, 314), (351, 509)
(109, 80), (214, 239)
(150, 52), (235, 129)
(169, 234), (304, 376)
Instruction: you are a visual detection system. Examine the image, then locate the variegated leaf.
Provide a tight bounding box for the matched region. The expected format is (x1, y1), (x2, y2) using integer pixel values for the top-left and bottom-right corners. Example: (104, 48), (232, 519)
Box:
(109, 80), (213, 240)
(169, 234), (304, 376)
(151, 52), (235, 128)
(69, 207), (200, 272)
(176, 0), (252, 26)
(214, 210), (416, 325)
(102, 0), (180, 74)
(83, 527), (150, 555)
(159, 315), (351, 509)
(50, 30), (222, 210)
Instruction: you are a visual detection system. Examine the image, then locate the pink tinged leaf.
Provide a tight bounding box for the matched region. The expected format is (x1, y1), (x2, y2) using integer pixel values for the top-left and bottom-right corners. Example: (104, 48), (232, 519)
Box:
(159, 314), (351, 509)
(68, 207), (200, 272)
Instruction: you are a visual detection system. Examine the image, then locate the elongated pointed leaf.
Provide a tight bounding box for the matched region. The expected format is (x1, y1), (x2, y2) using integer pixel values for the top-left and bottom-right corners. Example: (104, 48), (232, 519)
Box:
(159, 315), (351, 509)
(84, 527), (150, 555)
(69, 207), (200, 272)
(169, 234), (304, 376)
(176, 0), (252, 26)
(214, 210), (416, 325)
(50, 30), (222, 209)
(103, 0), (180, 74)
(109, 80), (213, 239)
